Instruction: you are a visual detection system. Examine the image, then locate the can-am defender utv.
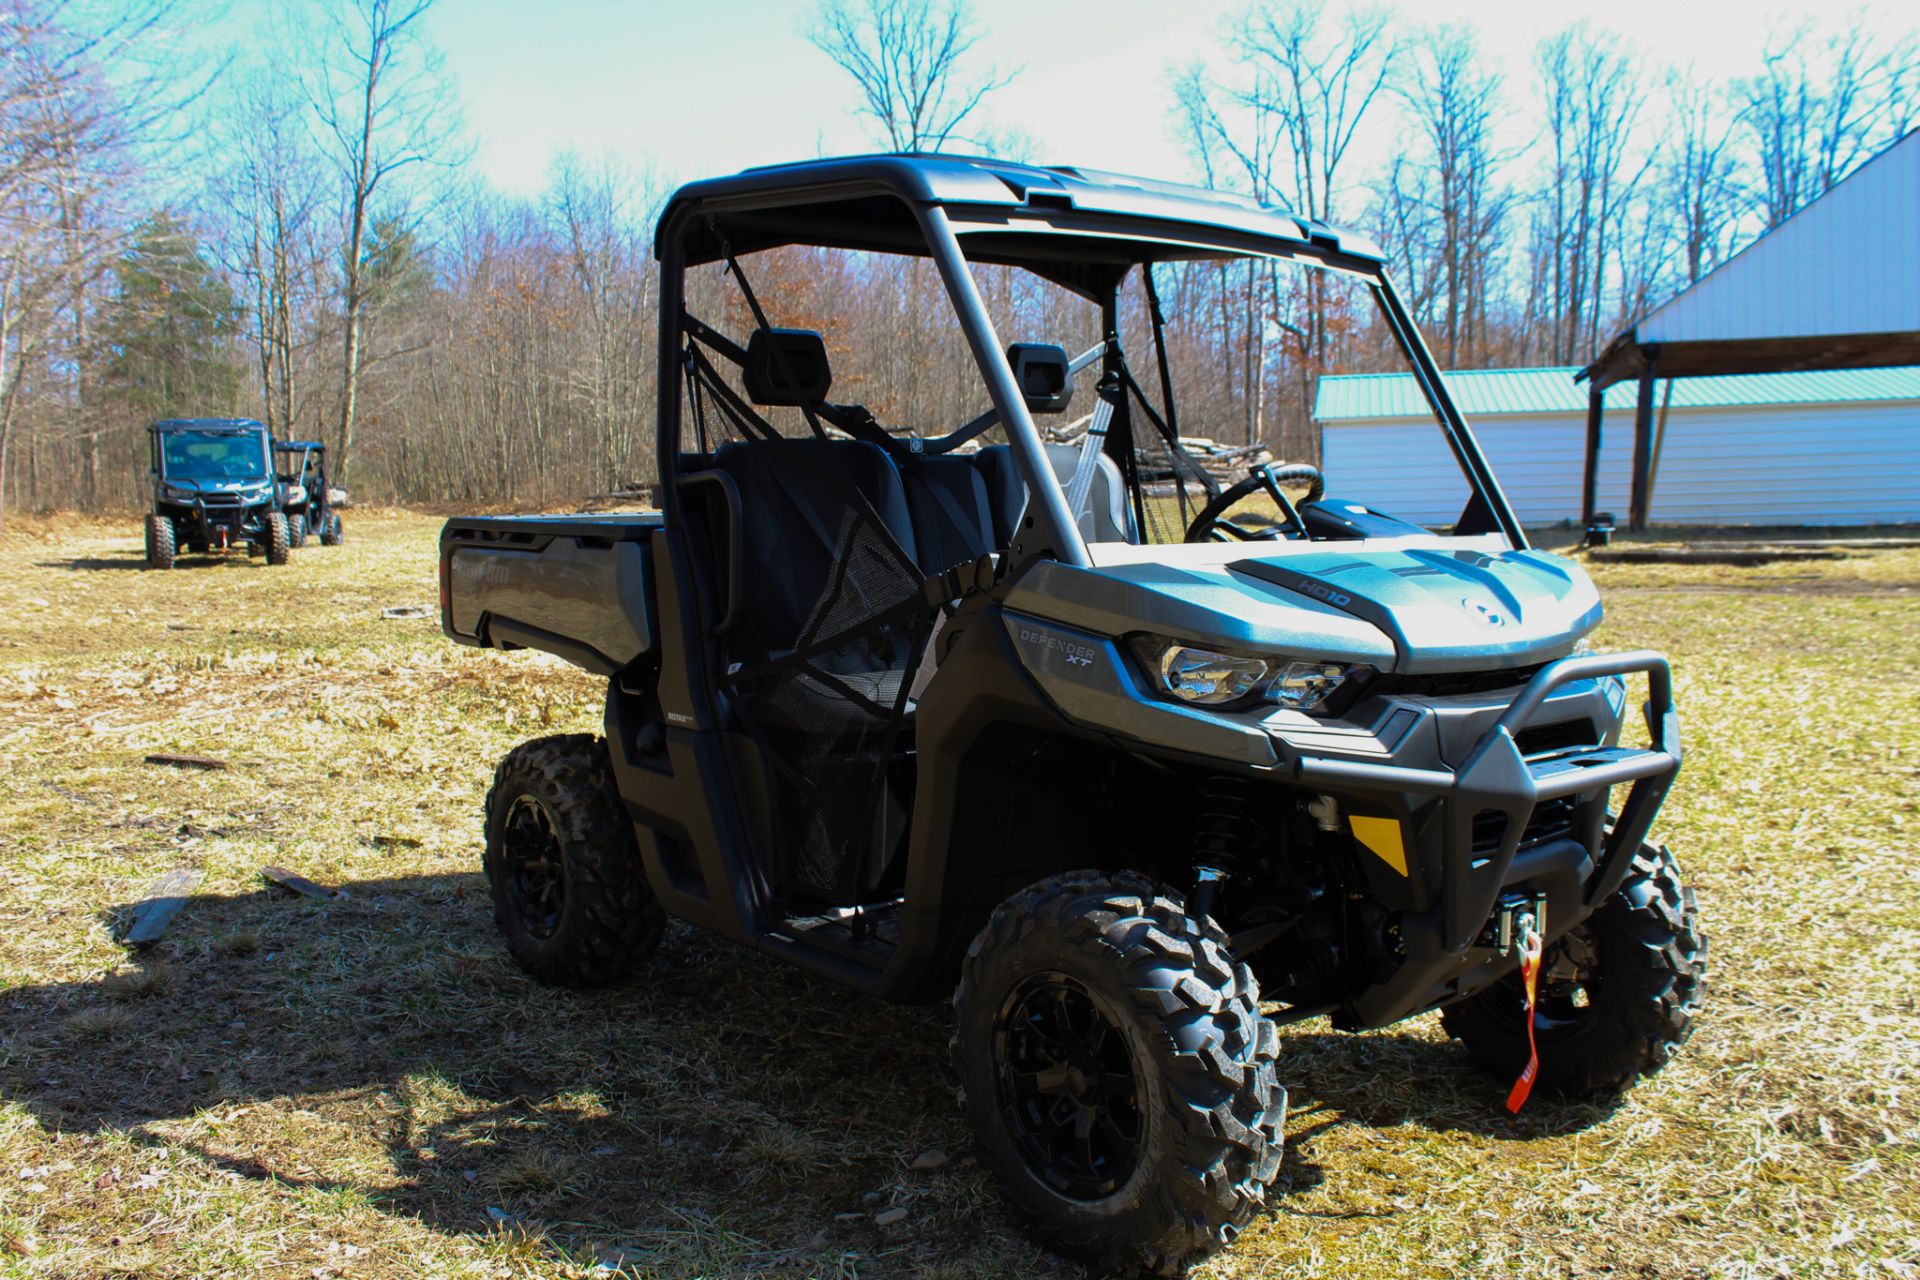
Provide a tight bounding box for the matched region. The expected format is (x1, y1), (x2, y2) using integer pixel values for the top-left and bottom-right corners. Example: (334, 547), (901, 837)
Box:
(273, 439), (344, 548)
(439, 156), (1705, 1275)
(145, 418), (290, 569)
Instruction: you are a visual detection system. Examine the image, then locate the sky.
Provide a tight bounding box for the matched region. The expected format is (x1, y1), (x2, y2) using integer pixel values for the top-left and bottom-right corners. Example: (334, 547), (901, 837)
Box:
(416, 0), (1920, 204)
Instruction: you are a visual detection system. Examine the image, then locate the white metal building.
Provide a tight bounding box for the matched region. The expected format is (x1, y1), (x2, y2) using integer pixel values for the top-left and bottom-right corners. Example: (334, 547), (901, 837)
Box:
(1315, 365), (1920, 527)
(1316, 128), (1920, 530)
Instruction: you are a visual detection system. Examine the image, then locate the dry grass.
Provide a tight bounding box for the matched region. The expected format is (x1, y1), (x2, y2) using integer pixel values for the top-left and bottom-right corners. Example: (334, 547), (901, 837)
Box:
(0, 510), (1915, 1278)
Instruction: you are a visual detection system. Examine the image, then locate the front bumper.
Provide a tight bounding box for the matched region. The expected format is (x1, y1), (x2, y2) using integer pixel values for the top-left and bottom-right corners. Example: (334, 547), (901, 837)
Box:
(166, 493), (274, 545)
(1290, 651), (1680, 1027)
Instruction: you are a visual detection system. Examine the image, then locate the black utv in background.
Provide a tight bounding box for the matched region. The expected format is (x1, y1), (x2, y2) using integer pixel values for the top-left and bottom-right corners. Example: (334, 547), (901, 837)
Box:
(273, 439), (344, 548)
(145, 418), (289, 569)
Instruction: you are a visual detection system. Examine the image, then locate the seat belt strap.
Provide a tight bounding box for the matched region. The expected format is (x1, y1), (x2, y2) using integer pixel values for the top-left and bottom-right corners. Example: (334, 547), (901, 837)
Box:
(1063, 382), (1118, 528)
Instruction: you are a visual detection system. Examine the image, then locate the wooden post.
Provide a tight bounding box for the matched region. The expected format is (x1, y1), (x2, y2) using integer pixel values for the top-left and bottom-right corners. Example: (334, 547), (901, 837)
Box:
(1629, 362), (1657, 531)
(1647, 377), (1675, 513)
(1582, 385), (1604, 525)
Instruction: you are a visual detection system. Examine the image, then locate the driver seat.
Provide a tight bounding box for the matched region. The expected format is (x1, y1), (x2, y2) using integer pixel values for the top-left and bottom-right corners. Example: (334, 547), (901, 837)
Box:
(707, 438), (927, 731)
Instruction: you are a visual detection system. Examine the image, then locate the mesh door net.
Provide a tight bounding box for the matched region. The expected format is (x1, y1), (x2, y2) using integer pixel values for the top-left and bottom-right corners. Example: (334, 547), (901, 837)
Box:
(722, 501), (933, 903)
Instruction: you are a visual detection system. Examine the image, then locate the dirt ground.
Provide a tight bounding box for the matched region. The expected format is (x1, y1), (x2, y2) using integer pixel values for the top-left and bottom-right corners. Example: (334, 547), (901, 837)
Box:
(0, 511), (1914, 1279)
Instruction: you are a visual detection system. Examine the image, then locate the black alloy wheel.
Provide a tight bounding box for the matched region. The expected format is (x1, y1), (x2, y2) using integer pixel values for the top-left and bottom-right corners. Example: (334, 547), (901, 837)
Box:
(993, 972), (1147, 1200)
(500, 793), (566, 940)
(952, 871), (1285, 1275)
(481, 733), (665, 986)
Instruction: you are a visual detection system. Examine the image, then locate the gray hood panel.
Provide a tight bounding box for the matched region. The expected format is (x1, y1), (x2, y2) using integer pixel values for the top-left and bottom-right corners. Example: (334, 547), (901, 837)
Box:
(1003, 544), (1600, 673)
(1005, 559), (1399, 666)
(1227, 548), (1601, 672)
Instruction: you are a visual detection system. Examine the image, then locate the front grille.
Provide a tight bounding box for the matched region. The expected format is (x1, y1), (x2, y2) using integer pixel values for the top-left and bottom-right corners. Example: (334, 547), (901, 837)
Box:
(1372, 665), (1544, 699)
(1514, 719), (1599, 756)
(1472, 794), (1580, 857)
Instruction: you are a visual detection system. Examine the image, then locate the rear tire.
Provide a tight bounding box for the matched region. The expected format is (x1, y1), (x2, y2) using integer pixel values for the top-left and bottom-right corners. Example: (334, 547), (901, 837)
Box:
(483, 734), (665, 987)
(320, 513), (343, 546)
(264, 512), (290, 565)
(952, 871), (1285, 1276)
(144, 514), (175, 569)
(1441, 842), (1706, 1097)
(288, 513), (308, 548)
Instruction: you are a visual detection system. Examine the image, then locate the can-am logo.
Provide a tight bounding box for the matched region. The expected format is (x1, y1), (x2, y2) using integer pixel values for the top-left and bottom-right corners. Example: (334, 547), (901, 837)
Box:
(1018, 627), (1097, 668)
(1464, 597), (1506, 627)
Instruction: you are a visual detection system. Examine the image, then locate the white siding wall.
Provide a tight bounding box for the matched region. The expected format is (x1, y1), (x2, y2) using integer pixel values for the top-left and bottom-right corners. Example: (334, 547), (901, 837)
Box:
(1639, 131), (1920, 344)
(1320, 399), (1920, 527)
(1639, 401), (1920, 525)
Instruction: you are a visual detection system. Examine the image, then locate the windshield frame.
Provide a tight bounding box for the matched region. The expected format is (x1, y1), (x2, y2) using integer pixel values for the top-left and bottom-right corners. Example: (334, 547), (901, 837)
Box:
(944, 207), (1528, 553)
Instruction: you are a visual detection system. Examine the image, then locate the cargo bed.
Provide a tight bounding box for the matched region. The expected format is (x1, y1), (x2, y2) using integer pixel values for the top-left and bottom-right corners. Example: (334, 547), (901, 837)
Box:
(440, 513), (663, 675)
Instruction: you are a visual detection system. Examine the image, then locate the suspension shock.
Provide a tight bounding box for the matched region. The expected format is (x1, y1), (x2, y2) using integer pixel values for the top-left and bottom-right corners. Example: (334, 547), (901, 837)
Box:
(1191, 774), (1262, 919)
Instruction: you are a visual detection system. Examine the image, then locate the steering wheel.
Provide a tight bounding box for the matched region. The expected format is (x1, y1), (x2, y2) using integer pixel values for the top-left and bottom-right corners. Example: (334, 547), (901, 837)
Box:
(1183, 461), (1326, 543)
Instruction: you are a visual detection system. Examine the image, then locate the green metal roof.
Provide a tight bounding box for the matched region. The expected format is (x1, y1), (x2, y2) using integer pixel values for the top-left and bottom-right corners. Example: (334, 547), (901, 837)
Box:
(1316, 365), (1920, 422)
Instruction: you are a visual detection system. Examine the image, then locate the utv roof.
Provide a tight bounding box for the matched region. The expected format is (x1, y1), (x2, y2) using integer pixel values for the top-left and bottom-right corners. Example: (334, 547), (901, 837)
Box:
(274, 439), (325, 450)
(656, 154), (1384, 293)
(150, 418), (266, 432)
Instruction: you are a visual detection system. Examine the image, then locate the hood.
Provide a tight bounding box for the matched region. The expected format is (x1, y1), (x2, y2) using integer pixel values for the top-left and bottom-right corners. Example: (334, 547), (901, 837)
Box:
(1004, 544), (1600, 674)
(1226, 547), (1600, 672)
(163, 476), (272, 495)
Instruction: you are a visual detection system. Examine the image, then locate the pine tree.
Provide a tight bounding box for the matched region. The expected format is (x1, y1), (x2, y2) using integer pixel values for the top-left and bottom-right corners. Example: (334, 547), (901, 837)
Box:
(101, 213), (244, 418)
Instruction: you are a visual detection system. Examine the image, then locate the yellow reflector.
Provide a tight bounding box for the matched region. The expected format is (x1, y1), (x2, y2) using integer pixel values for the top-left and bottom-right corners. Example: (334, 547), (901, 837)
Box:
(1349, 815), (1408, 876)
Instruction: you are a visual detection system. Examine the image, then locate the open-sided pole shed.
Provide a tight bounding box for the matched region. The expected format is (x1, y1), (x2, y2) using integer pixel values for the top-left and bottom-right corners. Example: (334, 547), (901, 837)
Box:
(1579, 129), (1920, 529)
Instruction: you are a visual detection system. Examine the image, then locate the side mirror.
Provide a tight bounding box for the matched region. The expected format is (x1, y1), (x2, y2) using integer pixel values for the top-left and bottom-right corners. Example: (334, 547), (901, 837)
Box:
(1007, 343), (1073, 414)
(743, 328), (832, 406)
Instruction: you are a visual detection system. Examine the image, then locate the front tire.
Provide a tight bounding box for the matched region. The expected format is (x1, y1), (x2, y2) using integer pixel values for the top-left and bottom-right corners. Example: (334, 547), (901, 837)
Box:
(483, 734), (665, 987)
(320, 513), (343, 546)
(264, 511), (290, 565)
(144, 514), (175, 569)
(952, 871), (1284, 1276)
(288, 513), (308, 548)
(1441, 842), (1706, 1097)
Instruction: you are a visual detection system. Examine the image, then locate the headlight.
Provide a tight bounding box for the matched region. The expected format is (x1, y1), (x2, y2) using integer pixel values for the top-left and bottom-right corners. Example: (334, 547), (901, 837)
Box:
(1131, 637), (1364, 712)
(1266, 660), (1355, 710)
(1153, 644), (1271, 705)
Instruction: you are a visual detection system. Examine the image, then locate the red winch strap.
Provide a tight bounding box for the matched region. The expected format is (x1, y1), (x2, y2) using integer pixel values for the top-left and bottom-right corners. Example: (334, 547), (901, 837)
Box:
(1505, 926), (1545, 1114)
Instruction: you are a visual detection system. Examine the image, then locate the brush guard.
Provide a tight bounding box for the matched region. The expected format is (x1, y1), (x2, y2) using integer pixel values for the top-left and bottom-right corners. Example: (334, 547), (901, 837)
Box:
(1292, 650), (1680, 959)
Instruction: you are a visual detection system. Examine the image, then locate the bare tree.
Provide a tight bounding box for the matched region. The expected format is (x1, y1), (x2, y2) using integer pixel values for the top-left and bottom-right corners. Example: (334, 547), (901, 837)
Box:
(550, 155), (661, 491)
(1653, 71), (1743, 287)
(1176, 2), (1399, 448)
(207, 72), (327, 440)
(807, 0), (1016, 152)
(303, 0), (462, 487)
(1392, 24), (1511, 365)
(0, 0), (203, 529)
(1738, 23), (1919, 228)
(1532, 26), (1646, 364)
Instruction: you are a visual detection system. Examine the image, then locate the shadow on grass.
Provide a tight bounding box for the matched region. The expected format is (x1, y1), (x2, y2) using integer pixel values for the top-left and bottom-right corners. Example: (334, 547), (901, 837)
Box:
(36, 552), (265, 572)
(0, 870), (1611, 1274)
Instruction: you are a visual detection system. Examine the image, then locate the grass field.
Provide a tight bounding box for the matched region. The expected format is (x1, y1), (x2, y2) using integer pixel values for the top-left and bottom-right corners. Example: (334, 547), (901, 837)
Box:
(0, 510), (1915, 1279)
